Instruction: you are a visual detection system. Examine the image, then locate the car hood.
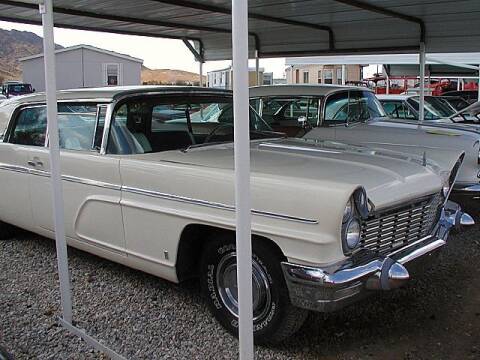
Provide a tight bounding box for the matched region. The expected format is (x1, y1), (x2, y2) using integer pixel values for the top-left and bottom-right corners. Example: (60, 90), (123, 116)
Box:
(129, 138), (444, 209)
(380, 118), (480, 134)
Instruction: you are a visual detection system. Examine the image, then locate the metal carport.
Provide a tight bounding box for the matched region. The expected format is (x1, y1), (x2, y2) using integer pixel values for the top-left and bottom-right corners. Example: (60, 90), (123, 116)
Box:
(2, 1), (480, 359)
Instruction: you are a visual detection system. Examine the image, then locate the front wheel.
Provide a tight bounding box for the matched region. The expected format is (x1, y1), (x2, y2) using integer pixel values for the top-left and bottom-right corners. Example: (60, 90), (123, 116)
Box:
(200, 235), (308, 344)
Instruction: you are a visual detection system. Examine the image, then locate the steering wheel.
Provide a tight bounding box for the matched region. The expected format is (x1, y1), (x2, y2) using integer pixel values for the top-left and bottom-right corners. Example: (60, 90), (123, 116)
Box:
(204, 123), (235, 143)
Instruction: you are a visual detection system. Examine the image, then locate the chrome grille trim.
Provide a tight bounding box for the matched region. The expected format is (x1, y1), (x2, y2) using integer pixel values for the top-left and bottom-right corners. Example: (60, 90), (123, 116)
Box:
(360, 194), (443, 255)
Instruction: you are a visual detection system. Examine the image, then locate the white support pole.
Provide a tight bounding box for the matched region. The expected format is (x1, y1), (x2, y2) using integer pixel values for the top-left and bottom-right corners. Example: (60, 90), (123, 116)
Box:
(457, 78), (461, 91)
(232, 0), (254, 358)
(383, 65), (390, 94)
(478, 65), (480, 102)
(199, 61), (204, 87)
(40, 0), (72, 324)
(255, 50), (260, 86)
(419, 42), (426, 124)
(341, 64), (346, 85)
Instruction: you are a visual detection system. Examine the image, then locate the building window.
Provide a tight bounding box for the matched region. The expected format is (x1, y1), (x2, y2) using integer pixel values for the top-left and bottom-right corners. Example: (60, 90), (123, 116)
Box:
(318, 70), (322, 84)
(295, 69), (300, 84)
(336, 68), (343, 84)
(105, 63), (120, 86)
(303, 71), (309, 84)
(324, 70), (333, 84)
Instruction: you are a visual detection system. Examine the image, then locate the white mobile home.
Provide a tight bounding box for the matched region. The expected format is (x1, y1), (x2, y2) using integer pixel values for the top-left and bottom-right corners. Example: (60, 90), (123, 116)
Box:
(20, 44), (143, 91)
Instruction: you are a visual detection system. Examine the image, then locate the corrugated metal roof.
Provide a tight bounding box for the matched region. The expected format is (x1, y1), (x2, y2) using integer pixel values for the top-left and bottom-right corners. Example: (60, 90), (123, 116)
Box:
(1, 0), (480, 60)
(19, 44), (144, 63)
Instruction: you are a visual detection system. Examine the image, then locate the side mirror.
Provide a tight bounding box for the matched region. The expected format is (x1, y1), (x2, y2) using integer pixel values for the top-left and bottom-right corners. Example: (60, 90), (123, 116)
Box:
(298, 116), (307, 126)
(32, 88), (36, 92)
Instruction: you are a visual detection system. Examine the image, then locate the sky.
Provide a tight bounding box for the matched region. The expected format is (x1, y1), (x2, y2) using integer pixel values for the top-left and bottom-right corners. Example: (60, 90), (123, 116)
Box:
(1, 20), (377, 78)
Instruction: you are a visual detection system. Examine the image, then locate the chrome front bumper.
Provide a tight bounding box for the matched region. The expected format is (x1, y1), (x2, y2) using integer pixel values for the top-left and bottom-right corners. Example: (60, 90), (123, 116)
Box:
(453, 183), (480, 195)
(281, 201), (473, 313)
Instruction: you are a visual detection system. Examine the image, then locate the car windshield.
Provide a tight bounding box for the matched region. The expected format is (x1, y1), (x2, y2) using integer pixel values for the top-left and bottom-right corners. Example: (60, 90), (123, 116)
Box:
(406, 96), (455, 120)
(324, 90), (387, 125)
(7, 84), (32, 94)
(108, 95), (279, 154)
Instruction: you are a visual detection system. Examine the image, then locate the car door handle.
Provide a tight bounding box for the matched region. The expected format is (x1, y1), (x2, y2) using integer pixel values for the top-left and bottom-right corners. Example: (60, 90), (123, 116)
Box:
(27, 160), (36, 167)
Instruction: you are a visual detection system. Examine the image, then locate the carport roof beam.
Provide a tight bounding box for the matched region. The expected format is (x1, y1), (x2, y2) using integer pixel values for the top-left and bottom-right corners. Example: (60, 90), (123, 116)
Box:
(150, 0), (335, 50)
(0, 0), (262, 42)
(0, 14), (205, 43)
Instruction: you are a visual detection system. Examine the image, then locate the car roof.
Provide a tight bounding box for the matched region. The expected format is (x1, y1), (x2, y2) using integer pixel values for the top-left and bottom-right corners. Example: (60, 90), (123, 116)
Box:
(1, 85), (233, 106)
(249, 84), (367, 97)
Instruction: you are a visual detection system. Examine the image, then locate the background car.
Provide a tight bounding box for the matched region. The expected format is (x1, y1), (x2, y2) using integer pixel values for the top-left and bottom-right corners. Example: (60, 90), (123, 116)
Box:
(377, 94), (477, 123)
(250, 85), (480, 206)
(443, 90), (480, 104)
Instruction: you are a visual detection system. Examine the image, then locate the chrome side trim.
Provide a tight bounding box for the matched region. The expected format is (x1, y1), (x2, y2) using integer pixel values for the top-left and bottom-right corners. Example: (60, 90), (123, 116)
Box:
(0, 164), (29, 174)
(453, 183), (480, 193)
(0, 162), (318, 224)
(258, 142), (342, 155)
(122, 186), (319, 224)
(62, 175), (121, 191)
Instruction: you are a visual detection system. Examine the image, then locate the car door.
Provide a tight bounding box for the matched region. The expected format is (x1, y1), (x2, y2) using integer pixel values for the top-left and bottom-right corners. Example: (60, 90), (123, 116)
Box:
(23, 103), (126, 254)
(0, 104), (37, 230)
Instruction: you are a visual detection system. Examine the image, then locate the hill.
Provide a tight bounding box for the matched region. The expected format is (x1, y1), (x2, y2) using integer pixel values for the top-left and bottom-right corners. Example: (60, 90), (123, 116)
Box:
(141, 67), (206, 86)
(0, 28), (203, 86)
(0, 28), (63, 82)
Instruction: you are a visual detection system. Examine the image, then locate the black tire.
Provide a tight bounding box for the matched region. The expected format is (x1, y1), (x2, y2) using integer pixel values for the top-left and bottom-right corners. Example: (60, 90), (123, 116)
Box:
(200, 234), (308, 345)
(0, 221), (16, 240)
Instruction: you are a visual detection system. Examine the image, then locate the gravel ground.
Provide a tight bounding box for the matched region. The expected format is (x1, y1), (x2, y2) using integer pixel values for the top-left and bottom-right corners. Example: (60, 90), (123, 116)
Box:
(1, 225), (479, 360)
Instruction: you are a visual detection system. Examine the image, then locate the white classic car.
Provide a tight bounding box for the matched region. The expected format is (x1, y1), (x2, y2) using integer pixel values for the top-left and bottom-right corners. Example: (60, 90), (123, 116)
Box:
(377, 94), (479, 123)
(0, 86), (470, 344)
(250, 85), (480, 204)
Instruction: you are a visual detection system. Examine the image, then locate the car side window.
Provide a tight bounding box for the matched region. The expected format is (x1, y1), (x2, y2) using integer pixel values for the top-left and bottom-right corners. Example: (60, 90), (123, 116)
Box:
(10, 107), (47, 146)
(9, 103), (99, 150)
(324, 92), (349, 125)
(57, 104), (99, 151)
(382, 101), (402, 118)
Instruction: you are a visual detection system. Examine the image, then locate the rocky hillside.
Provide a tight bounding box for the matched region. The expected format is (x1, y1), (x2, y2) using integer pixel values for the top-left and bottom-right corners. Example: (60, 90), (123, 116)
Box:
(0, 28), (62, 82)
(141, 66), (206, 86)
(0, 28), (203, 86)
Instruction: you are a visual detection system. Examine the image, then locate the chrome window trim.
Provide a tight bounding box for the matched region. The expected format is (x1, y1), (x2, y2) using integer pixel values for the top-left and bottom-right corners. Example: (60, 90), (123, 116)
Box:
(321, 89), (350, 127)
(100, 102), (115, 155)
(93, 104), (108, 151)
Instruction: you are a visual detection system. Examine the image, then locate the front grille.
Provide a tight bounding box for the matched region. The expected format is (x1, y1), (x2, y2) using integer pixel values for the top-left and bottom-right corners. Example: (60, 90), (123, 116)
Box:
(360, 194), (443, 255)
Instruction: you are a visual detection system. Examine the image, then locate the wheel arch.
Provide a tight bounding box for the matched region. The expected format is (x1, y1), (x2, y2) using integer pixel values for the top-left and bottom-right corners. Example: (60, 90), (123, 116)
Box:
(175, 223), (286, 282)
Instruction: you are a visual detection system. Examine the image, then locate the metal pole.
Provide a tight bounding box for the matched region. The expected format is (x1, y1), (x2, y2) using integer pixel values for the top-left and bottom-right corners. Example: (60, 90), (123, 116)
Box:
(255, 50), (260, 86)
(341, 64), (346, 85)
(384, 65), (390, 94)
(199, 61), (204, 87)
(419, 42), (426, 123)
(40, 0), (72, 323)
(478, 65), (480, 102)
(457, 77), (461, 91)
(232, 0), (254, 358)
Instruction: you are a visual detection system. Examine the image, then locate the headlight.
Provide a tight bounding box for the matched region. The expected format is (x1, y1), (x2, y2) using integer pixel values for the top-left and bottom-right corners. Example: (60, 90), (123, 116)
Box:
(343, 198), (353, 223)
(345, 218), (361, 250)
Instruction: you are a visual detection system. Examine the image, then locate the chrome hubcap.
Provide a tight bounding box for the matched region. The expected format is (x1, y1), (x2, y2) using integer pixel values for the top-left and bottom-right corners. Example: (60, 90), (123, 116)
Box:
(216, 253), (271, 321)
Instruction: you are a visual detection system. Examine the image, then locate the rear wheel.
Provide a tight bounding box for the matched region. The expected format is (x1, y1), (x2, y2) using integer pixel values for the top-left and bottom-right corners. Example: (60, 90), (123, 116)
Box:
(200, 234), (308, 344)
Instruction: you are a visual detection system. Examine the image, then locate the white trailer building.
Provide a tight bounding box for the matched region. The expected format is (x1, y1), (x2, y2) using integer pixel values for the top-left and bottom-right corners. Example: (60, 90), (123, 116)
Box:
(20, 44), (143, 91)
